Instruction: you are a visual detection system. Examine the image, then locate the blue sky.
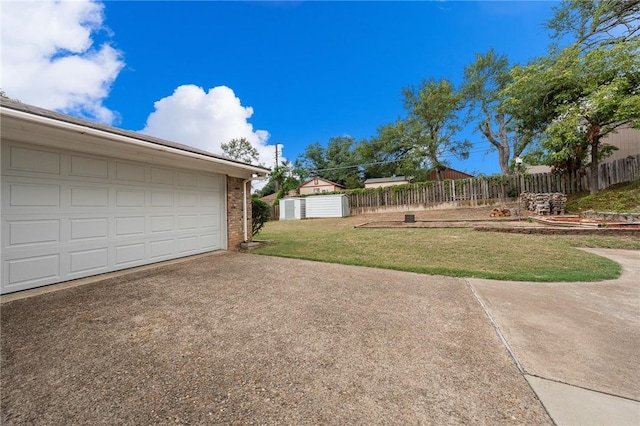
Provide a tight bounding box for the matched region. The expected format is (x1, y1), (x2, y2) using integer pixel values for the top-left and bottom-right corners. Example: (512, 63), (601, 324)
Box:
(1, 1), (560, 176)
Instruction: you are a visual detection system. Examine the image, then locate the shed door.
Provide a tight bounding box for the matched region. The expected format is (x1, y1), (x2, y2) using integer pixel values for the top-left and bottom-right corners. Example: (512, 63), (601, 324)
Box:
(284, 199), (295, 219)
(1, 142), (226, 294)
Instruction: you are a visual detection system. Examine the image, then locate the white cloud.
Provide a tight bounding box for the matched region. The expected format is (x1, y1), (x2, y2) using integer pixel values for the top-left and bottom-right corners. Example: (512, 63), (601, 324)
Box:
(141, 84), (281, 171)
(0, 0), (124, 124)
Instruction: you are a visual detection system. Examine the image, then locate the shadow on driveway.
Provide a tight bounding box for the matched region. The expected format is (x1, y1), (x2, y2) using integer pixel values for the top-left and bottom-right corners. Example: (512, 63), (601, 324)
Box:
(1, 253), (551, 425)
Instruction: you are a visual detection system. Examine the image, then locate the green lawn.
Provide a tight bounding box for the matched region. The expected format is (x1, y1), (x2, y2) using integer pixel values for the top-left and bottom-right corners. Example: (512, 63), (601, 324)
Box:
(254, 218), (640, 282)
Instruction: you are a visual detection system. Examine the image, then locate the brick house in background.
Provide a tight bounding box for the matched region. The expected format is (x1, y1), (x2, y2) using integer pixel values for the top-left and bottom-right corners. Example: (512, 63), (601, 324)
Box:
(0, 98), (268, 294)
(298, 177), (345, 195)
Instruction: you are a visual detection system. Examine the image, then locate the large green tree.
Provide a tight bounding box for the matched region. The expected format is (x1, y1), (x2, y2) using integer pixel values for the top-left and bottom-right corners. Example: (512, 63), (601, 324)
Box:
(293, 142), (327, 181)
(547, 0), (639, 51)
(358, 120), (425, 180)
(221, 137), (260, 165)
(254, 159), (299, 198)
(462, 49), (528, 176)
(358, 79), (470, 182)
(504, 0), (640, 193)
(400, 78), (470, 181)
(294, 136), (361, 188)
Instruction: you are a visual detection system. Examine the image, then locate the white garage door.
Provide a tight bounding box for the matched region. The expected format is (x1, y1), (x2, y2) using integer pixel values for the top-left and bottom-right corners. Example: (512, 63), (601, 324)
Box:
(1, 142), (226, 294)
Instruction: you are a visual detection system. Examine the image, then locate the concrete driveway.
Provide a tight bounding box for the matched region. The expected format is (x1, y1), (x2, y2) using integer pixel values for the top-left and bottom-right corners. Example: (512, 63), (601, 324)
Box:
(2, 249), (638, 425)
(2, 252), (549, 425)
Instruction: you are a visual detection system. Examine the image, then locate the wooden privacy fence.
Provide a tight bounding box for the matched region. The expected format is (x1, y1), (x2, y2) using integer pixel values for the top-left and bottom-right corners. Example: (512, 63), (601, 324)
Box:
(347, 155), (640, 214)
(269, 204), (280, 220)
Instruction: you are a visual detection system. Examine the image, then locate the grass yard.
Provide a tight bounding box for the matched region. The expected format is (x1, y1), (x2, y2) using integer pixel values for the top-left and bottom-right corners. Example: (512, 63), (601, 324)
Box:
(254, 216), (640, 282)
(566, 179), (640, 213)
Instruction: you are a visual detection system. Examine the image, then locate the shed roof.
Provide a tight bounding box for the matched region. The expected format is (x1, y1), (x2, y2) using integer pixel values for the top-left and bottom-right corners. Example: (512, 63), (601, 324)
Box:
(260, 193), (278, 203)
(363, 176), (411, 184)
(300, 176), (346, 188)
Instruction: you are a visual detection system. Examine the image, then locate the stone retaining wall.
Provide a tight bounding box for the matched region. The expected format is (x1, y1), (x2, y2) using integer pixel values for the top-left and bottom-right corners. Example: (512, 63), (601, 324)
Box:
(581, 211), (640, 223)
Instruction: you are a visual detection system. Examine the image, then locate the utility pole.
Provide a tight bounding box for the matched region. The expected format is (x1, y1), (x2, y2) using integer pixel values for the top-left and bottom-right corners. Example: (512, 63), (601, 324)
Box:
(274, 143), (280, 193)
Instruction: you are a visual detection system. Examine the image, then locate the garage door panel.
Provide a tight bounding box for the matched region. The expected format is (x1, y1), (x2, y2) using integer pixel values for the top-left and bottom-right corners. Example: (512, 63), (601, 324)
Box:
(69, 248), (109, 274)
(115, 243), (146, 266)
(9, 183), (60, 207)
(115, 216), (146, 236)
(116, 162), (146, 182)
(200, 214), (218, 228)
(150, 215), (174, 233)
(7, 219), (60, 246)
(200, 232), (221, 250)
(1, 141), (226, 294)
(178, 192), (198, 207)
(151, 191), (174, 207)
(178, 172), (198, 187)
(115, 189), (145, 207)
(177, 236), (199, 253)
(9, 146), (61, 174)
(177, 215), (198, 230)
(199, 174), (222, 190)
(70, 217), (109, 241)
(201, 192), (219, 207)
(5, 254), (60, 288)
(150, 167), (174, 185)
(70, 155), (109, 179)
(71, 186), (109, 207)
(150, 239), (174, 259)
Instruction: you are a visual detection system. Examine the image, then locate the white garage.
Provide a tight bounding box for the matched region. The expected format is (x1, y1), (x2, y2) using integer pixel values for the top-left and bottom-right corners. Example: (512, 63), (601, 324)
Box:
(1, 100), (268, 294)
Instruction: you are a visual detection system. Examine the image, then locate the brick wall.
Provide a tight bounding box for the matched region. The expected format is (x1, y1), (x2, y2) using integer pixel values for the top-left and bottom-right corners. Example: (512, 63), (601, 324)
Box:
(226, 176), (251, 249)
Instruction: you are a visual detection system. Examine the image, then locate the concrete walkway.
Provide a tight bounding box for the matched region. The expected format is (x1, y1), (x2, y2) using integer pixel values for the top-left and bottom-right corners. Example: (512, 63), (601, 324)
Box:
(468, 248), (640, 426)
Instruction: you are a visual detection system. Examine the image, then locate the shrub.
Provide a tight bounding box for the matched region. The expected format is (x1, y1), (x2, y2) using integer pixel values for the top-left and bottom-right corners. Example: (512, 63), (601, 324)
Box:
(252, 198), (271, 236)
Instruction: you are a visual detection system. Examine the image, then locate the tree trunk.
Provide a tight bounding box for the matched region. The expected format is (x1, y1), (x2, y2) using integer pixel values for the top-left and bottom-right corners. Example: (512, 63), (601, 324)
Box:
(498, 145), (511, 176)
(588, 125), (601, 194)
(589, 142), (599, 194)
(480, 113), (512, 176)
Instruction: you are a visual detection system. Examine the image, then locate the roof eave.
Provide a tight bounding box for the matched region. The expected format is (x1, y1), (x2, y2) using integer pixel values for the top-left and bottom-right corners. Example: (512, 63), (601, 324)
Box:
(0, 102), (270, 178)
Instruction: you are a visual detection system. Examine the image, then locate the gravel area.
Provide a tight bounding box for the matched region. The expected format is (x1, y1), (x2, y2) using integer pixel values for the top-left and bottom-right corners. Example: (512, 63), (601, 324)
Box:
(1, 253), (551, 425)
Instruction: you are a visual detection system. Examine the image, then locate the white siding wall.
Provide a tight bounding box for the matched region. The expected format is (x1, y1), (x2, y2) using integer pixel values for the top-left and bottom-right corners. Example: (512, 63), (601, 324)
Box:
(305, 195), (349, 218)
(605, 125), (640, 162)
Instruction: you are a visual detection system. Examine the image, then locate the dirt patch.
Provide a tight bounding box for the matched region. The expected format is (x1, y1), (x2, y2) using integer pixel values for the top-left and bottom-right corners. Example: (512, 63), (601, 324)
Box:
(351, 206), (640, 234)
(538, 216), (640, 229)
(355, 219), (539, 229)
(2, 253), (551, 425)
(352, 205), (517, 223)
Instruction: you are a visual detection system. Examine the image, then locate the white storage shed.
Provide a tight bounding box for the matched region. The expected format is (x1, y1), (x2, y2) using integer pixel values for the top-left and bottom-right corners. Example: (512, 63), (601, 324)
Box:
(279, 198), (306, 220)
(305, 194), (350, 218)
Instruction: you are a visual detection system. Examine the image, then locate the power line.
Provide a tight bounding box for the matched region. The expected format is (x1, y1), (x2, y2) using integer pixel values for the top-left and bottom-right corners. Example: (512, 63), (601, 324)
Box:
(307, 160), (402, 174)
(305, 146), (502, 174)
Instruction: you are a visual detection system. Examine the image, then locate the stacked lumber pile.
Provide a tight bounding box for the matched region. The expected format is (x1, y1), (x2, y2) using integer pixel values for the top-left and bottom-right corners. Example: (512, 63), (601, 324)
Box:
(550, 193), (567, 215)
(519, 192), (567, 215)
(490, 207), (512, 217)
